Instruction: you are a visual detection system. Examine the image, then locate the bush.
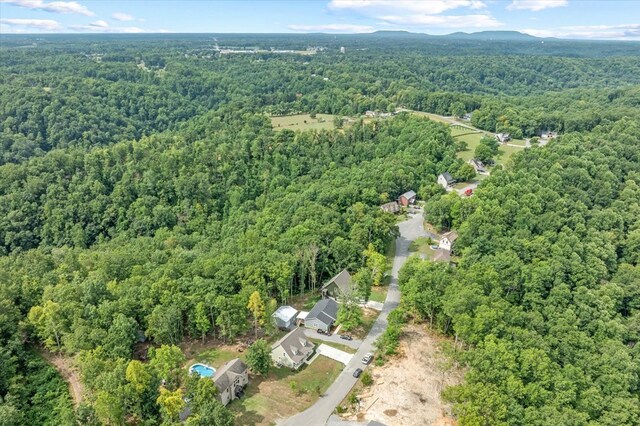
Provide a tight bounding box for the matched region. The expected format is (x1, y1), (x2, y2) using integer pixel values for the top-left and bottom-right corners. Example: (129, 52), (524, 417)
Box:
(361, 371), (373, 386)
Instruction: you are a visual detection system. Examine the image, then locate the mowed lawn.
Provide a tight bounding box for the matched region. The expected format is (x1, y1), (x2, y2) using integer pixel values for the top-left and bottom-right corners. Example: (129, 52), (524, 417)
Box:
(453, 130), (526, 166)
(271, 114), (337, 131)
(410, 110), (451, 124)
(229, 355), (343, 425)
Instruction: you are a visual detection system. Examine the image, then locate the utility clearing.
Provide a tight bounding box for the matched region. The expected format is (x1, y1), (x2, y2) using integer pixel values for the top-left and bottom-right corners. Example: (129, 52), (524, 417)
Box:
(346, 324), (463, 426)
(38, 349), (84, 407)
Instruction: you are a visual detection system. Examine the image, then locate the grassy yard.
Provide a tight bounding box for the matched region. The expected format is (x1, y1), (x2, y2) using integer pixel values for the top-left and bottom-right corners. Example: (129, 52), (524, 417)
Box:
(454, 131), (526, 167)
(309, 338), (357, 354)
(495, 144), (524, 166)
(370, 285), (388, 303)
(229, 355), (343, 425)
(271, 114), (337, 131)
(454, 132), (485, 162)
(408, 236), (437, 258)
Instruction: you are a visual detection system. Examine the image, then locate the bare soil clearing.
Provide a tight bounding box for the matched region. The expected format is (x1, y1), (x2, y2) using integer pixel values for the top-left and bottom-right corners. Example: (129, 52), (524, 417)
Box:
(38, 348), (84, 407)
(345, 324), (463, 426)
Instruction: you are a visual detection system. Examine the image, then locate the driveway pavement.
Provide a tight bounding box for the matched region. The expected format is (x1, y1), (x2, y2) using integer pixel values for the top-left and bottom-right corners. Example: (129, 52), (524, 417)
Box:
(317, 344), (353, 365)
(281, 213), (427, 426)
(304, 329), (361, 350)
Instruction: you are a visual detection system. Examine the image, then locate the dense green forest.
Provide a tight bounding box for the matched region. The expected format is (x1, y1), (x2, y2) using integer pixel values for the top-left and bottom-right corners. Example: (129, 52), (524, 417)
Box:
(1, 33), (639, 425)
(402, 118), (640, 425)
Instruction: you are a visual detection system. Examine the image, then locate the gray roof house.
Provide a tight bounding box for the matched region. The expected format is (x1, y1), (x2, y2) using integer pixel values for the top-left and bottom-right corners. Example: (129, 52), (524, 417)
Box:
(380, 201), (400, 214)
(213, 358), (249, 406)
(305, 298), (339, 332)
(321, 269), (353, 300)
(398, 190), (417, 207)
(468, 159), (487, 174)
(271, 327), (315, 370)
(437, 172), (456, 189)
(272, 305), (298, 330)
(439, 231), (459, 252)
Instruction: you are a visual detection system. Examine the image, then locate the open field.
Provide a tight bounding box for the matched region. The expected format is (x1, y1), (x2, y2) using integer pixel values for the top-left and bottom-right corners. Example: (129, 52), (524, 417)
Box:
(271, 114), (337, 131)
(410, 111), (452, 125)
(496, 144), (524, 165)
(340, 324), (462, 426)
(229, 355), (343, 425)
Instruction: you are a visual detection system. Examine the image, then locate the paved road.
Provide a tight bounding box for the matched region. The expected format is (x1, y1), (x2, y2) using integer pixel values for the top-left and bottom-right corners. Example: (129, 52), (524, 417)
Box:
(281, 213), (428, 426)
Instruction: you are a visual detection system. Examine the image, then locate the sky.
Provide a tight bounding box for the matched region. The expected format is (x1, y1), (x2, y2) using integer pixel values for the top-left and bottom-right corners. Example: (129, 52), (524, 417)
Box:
(0, 0), (639, 40)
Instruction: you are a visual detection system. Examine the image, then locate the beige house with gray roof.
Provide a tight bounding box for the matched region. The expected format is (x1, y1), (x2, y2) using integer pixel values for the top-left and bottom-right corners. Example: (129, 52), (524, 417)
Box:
(213, 358), (249, 406)
(271, 327), (315, 370)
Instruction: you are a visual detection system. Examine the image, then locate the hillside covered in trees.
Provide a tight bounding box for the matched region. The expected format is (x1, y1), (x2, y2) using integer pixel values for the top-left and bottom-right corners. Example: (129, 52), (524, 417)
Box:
(0, 33), (639, 425)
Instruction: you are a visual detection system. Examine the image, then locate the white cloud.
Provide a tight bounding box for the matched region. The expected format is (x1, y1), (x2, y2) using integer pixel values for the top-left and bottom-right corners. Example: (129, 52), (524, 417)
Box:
(0, 17), (62, 31)
(523, 23), (640, 40)
(111, 12), (135, 22)
(379, 13), (503, 28)
(1, 0), (94, 16)
(507, 1), (568, 11)
(287, 23), (375, 33)
(326, 0), (501, 30)
(68, 20), (171, 34)
(329, 0), (486, 14)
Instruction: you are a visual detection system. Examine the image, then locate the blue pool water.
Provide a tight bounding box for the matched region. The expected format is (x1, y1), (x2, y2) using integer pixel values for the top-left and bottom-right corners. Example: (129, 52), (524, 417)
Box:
(189, 363), (216, 378)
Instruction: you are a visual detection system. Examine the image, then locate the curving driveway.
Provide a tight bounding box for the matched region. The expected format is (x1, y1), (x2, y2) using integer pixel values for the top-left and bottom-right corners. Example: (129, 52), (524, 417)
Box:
(281, 213), (427, 426)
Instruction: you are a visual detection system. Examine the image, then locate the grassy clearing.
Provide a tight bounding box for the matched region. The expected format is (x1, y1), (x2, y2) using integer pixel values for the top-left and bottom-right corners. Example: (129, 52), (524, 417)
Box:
(271, 114), (337, 131)
(410, 111), (451, 125)
(496, 144), (524, 166)
(288, 291), (322, 311)
(454, 132), (485, 162)
(454, 131), (525, 167)
(370, 285), (388, 303)
(229, 355), (343, 425)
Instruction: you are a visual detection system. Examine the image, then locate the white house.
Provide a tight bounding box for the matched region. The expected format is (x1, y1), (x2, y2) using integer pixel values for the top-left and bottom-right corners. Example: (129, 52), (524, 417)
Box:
(495, 133), (511, 143)
(437, 172), (455, 189)
(439, 231), (458, 251)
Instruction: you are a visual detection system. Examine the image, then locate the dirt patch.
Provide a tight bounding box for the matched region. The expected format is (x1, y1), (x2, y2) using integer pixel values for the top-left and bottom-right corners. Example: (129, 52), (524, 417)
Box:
(37, 349), (84, 407)
(345, 324), (463, 425)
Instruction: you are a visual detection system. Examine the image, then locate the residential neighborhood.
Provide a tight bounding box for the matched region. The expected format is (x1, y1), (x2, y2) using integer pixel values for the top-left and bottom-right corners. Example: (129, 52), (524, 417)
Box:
(271, 327), (316, 370)
(212, 358), (249, 406)
(304, 298), (339, 332)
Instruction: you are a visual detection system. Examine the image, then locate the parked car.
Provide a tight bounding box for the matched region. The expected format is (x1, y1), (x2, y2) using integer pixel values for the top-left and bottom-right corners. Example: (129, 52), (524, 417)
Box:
(317, 329), (325, 334)
(353, 368), (363, 378)
(340, 334), (353, 341)
(362, 353), (373, 364)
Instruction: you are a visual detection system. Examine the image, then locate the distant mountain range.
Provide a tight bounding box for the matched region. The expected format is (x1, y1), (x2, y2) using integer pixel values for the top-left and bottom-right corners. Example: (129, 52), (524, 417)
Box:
(366, 30), (541, 41)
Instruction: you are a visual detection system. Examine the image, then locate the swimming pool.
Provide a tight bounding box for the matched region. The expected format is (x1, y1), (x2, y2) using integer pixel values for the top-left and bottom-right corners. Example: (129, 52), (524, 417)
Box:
(189, 363), (216, 378)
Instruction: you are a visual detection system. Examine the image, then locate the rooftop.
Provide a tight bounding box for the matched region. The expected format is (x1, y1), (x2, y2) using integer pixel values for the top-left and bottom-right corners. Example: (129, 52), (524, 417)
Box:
(272, 305), (298, 322)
